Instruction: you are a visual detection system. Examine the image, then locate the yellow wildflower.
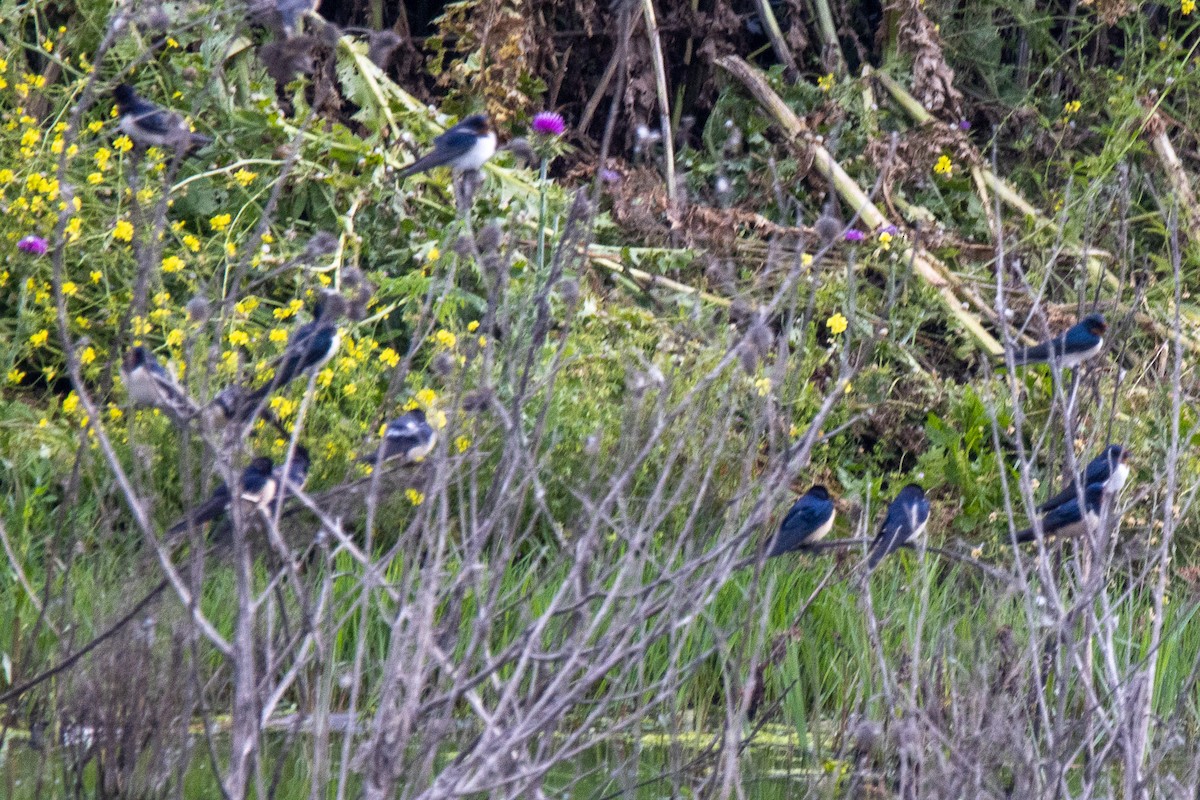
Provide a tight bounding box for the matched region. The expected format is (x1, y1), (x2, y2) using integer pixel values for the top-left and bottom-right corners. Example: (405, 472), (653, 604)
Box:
(933, 155), (953, 176)
(233, 169), (258, 187)
(826, 313), (848, 335)
(405, 488), (425, 506)
(87, 120), (104, 134)
(113, 220), (134, 242)
(455, 436), (470, 453)
(229, 329), (250, 347)
(7, 368), (25, 384)
(467, 320), (480, 332)
(269, 328), (288, 343)
(90, 270), (103, 283)
(166, 328), (184, 347)
(415, 387), (437, 407)
(209, 213), (232, 231)
(62, 281), (78, 296)
(817, 73), (835, 92)
(162, 255), (185, 273)
(1186, 0), (1196, 14)
(0, 169), (12, 184)
(427, 246), (440, 262)
(80, 346), (96, 365)
(62, 392), (79, 414)
(434, 330), (456, 348)
(87, 172), (103, 185)
(235, 296), (259, 314)
(317, 368), (334, 388)
(183, 234), (201, 252)
(379, 347), (400, 368)
(113, 135), (133, 153)
(753, 377), (771, 397)
(273, 298), (303, 320)
(342, 382), (357, 397)
(878, 231), (893, 251)
(29, 329), (49, 347)
(108, 405), (123, 421)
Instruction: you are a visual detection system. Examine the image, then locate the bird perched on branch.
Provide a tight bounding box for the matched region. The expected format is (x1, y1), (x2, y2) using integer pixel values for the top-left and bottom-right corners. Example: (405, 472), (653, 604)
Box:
(865, 484), (930, 570)
(113, 83), (211, 153)
(1038, 444), (1129, 514)
(1017, 482), (1108, 544)
(398, 115), (497, 180)
(767, 485), (835, 558)
(167, 456), (277, 536)
(221, 293), (345, 422)
(359, 409), (437, 466)
(121, 346), (198, 424)
(1001, 313), (1107, 370)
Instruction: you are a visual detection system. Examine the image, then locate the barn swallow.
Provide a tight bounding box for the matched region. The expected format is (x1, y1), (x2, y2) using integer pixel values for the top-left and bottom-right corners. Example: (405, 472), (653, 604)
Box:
(865, 484), (930, 570)
(767, 485), (836, 558)
(1038, 444), (1130, 514)
(1004, 313), (1107, 369)
(121, 346), (199, 424)
(1016, 482), (1106, 543)
(232, 295), (344, 420)
(358, 409), (437, 465)
(113, 83), (211, 153)
(167, 456), (276, 536)
(398, 115), (497, 179)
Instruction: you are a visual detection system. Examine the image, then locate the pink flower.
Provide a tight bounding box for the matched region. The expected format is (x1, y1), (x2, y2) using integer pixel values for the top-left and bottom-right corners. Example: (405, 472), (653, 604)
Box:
(18, 235), (48, 256)
(531, 111), (566, 137)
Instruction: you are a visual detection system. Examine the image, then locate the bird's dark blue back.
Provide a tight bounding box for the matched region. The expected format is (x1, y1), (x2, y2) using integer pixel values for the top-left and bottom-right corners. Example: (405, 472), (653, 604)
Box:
(435, 126), (484, 157)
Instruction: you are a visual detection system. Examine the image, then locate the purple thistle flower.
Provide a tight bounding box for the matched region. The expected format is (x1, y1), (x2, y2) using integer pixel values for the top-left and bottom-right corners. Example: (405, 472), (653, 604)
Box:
(878, 224), (898, 236)
(844, 228), (865, 243)
(18, 235), (48, 256)
(958, 119), (971, 131)
(531, 111), (566, 138)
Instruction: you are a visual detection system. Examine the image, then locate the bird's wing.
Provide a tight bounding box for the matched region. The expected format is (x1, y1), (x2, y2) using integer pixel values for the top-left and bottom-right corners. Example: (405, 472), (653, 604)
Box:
(1011, 336), (1055, 365)
(866, 516), (904, 569)
(1062, 325), (1098, 353)
(167, 483), (231, 535)
(1037, 484), (1079, 514)
(779, 499), (827, 539)
(150, 369), (199, 421)
(129, 103), (182, 138)
(1039, 499), (1083, 534)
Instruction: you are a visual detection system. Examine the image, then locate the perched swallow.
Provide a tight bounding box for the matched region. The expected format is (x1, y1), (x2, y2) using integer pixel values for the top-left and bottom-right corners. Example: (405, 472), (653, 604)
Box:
(1004, 313), (1107, 369)
(398, 115), (497, 179)
(113, 83), (211, 153)
(865, 484), (931, 570)
(1038, 444), (1130, 514)
(359, 409), (438, 465)
(121, 346), (198, 423)
(767, 485), (836, 558)
(233, 297), (343, 420)
(1016, 482), (1107, 543)
(167, 456), (277, 536)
